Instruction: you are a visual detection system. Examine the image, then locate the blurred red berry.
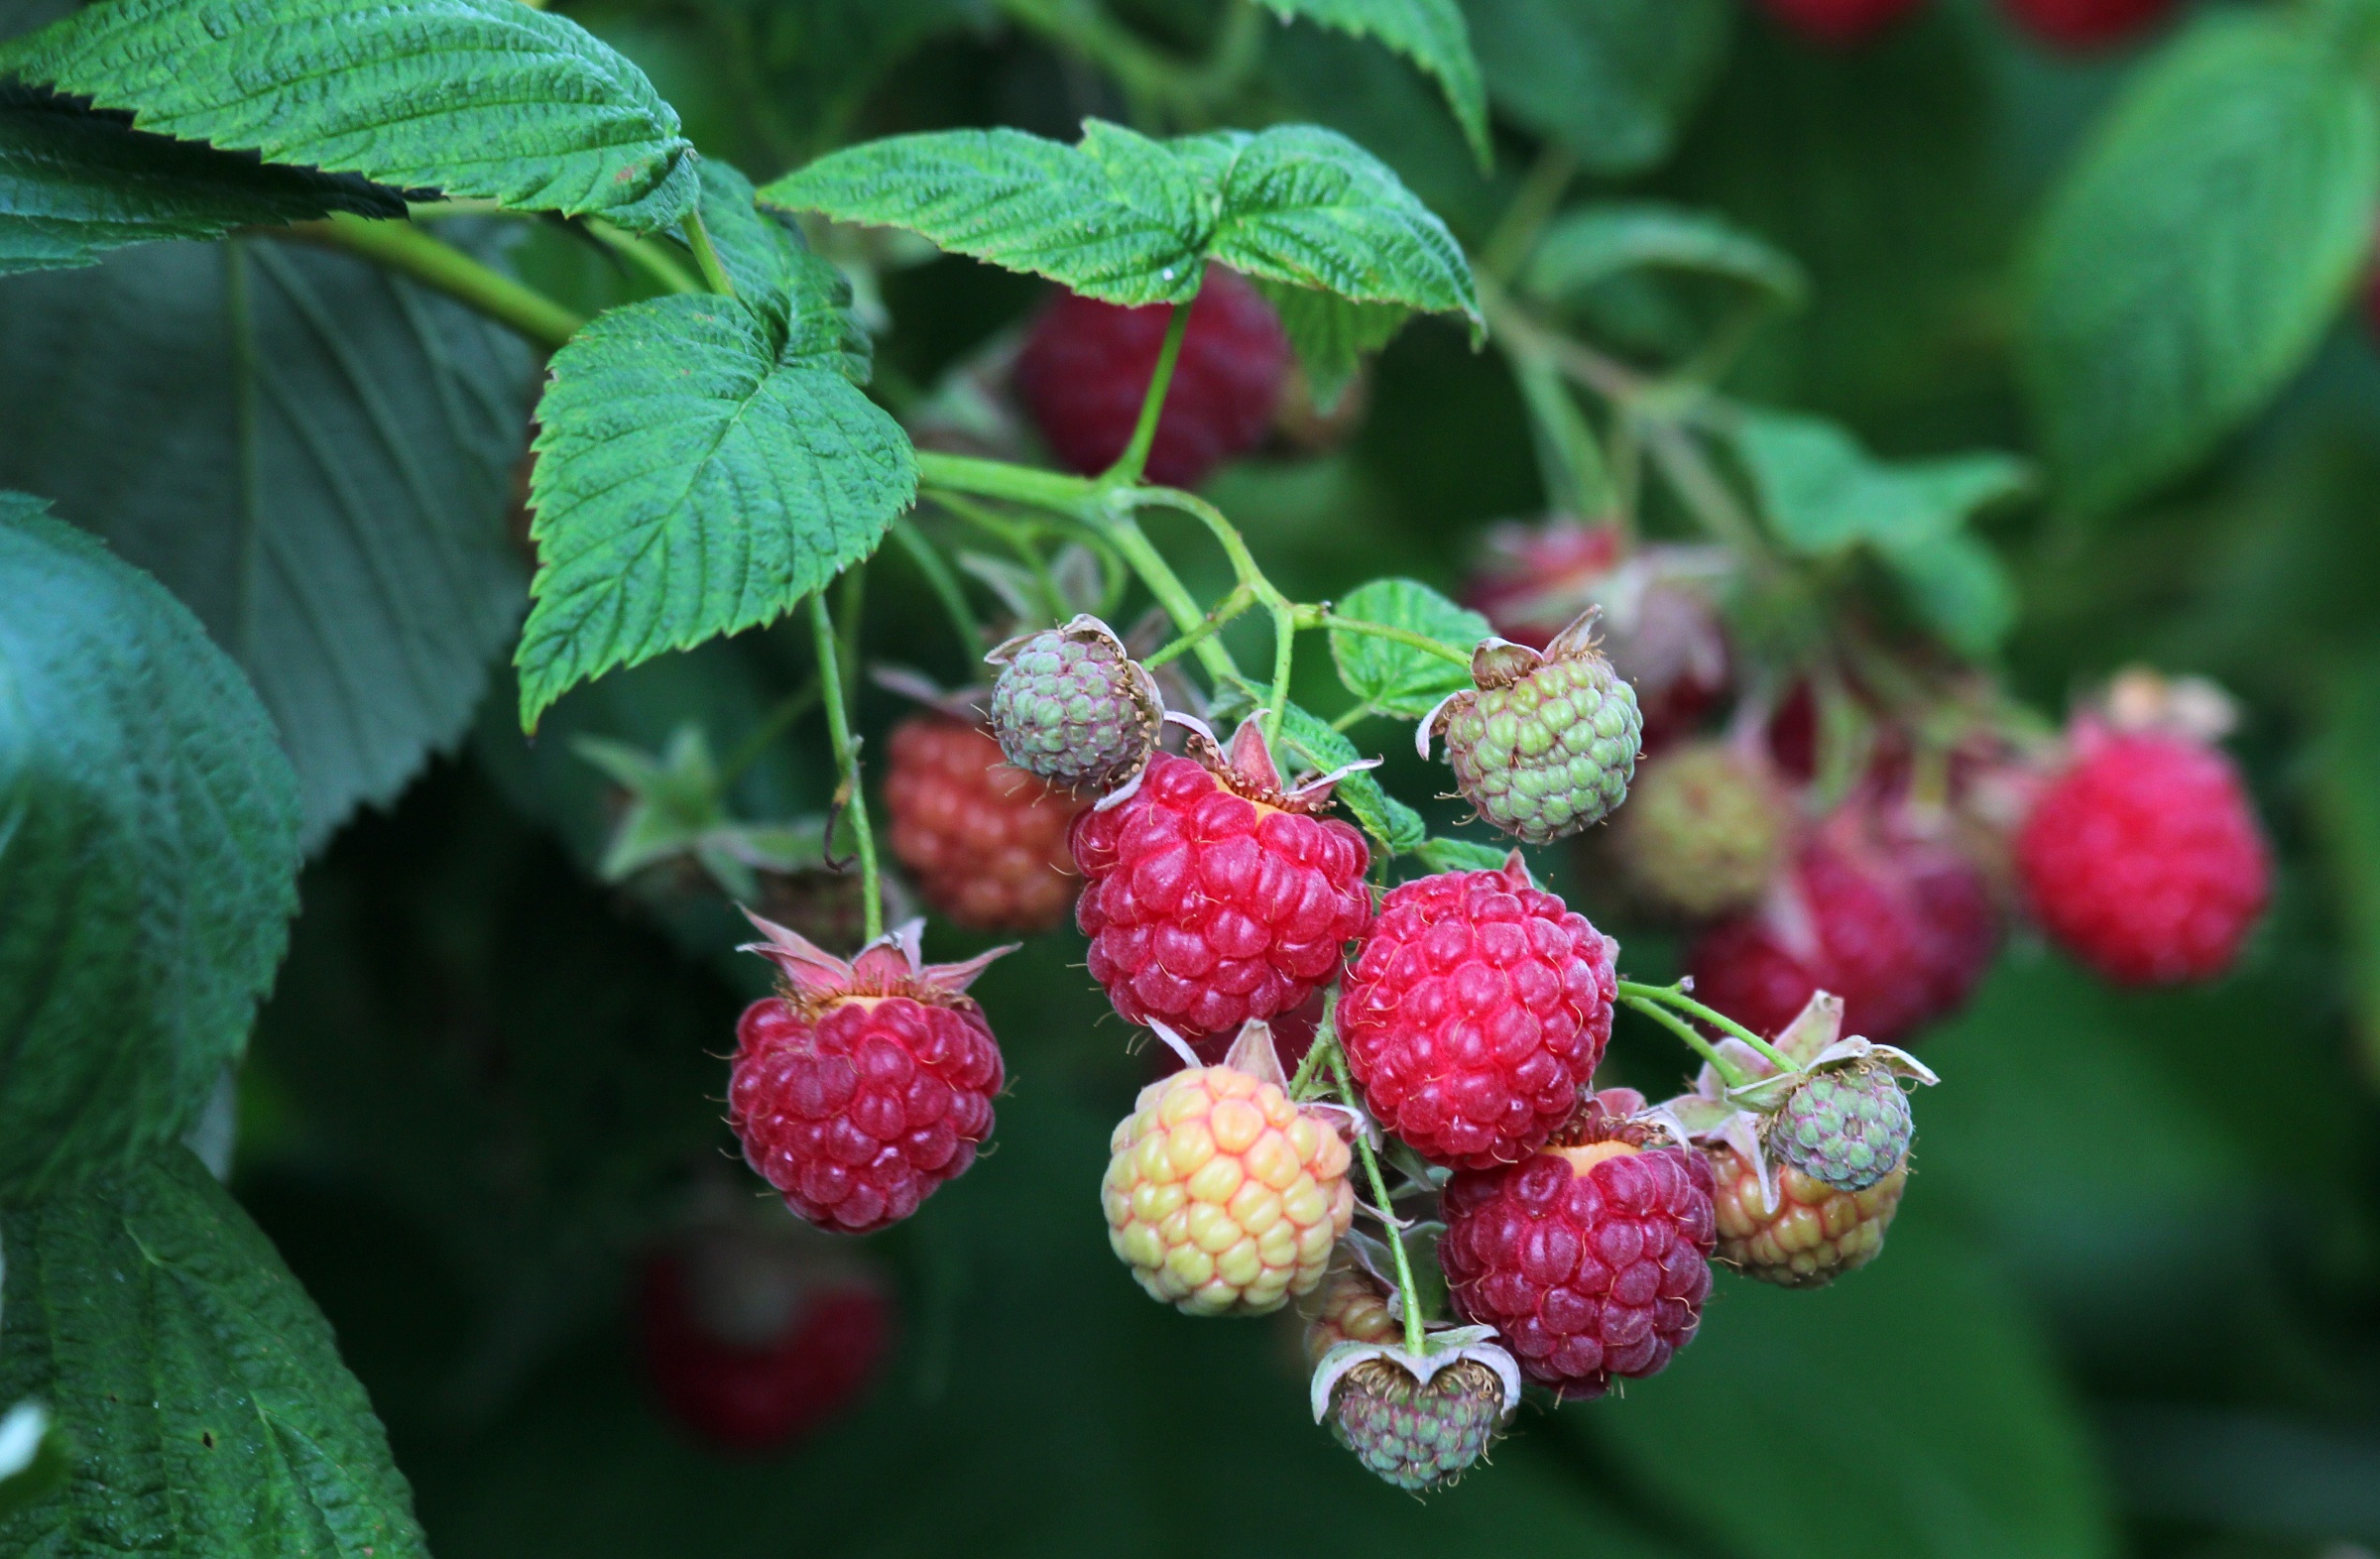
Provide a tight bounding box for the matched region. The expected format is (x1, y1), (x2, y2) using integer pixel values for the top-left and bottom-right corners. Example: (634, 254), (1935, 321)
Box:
(2001, 0), (2173, 50)
(1752, 0), (1927, 46)
(885, 714), (1082, 934)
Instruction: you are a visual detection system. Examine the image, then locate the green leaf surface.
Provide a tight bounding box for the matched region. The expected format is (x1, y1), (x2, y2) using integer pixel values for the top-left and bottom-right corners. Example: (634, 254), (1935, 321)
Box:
(0, 0), (695, 228)
(1415, 834), (1512, 872)
(685, 158), (870, 376)
(518, 292), (917, 728)
(0, 235), (537, 847)
(764, 121), (1478, 321)
(0, 85), (403, 275)
(1877, 528), (2016, 658)
(1523, 201), (1804, 311)
(2021, 11), (2380, 514)
(0, 1150), (427, 1556)
(1254, 279), (1411, 409)
(1581, 1204), (2120, 1559)
(1257, 0), (1492, 168)
(1328, 576), (1488, 717)
(1461, 0), (1728, 176)
(1258, 694), (1425, 854)
(0, 498), (299, 1197)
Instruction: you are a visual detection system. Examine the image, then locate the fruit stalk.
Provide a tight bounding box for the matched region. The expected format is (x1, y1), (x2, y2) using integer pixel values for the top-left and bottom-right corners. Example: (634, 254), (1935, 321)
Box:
(1104, 301), (1194, 487)
(807, 593), (885, 942)
(1617, 979), (1798, 1073)
(1319, 1012), (1427, 1357)
(1616, 991), (1753, 1089)
(682, 205), (738, 298)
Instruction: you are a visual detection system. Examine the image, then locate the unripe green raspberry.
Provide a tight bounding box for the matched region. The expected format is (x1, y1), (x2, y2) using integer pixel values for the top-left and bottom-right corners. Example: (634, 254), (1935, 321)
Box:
(1102, 1022), (1354, 1315)
(1766, 1062), (1912, 1193)
(1327, 1358), (1508, 1491)
(1424, 612), (1641, 845)
(1614, 740), (1790, 918)
(985, 615), (1162, 794)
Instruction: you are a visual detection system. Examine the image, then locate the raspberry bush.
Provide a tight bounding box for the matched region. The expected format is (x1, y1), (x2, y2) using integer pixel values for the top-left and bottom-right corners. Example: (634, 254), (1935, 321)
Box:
(7, 0), (2366, 1550)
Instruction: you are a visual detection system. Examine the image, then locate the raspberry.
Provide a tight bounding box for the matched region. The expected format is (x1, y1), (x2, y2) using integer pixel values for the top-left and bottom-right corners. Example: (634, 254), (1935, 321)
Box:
(2016, 727), (2269, 985)
(1340, 856), (1617, 1168)
(729, 916), (1010, 1234)
(1613, 741), (1791, 918)
(885, 713), (1082, 933)
(1102, 1021), (1355, 1314)
(1440, 1107), (1716, 1399)
(1302, 1266), (1401, 1357)
(1710, 1144), (1906, 1288)
(1013, 266), (1288, 488)
(1767, 1062), (1911, 1192)
(637, 1231), (891, 1449)
(1466, 522), (1727, 748)
(984, 614), (1162, 795)
(1752, 0), (1926, 44)
(1425, 613), (1642, 845)
(1321, 1357), (1508, 1492)
(2002, 0), (2172, 49)
(1071, 718), (1373, 1037)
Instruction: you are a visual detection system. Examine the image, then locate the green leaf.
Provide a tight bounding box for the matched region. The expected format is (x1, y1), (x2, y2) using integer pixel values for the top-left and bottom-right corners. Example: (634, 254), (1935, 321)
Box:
(1461, 0), (1728, 176)
(518, 292), (918, 728)
(0, 498), (299, 1196)
(0, 85), (404, 275)
(2021, 11), (2380, 514)
(1256, 0), (1492, 169)
(687, 158), (872, 378)
(759, 119), (1215, 306)
(0, 236), (538, 847)
(1416, 834), (1512, 872)
(763, 121), (1479, 322)
(0, 1150), (427, 1556)
(1265, 694), (1426, 855)
(0, 1402), (66, 1523)
(0, 0), (696, 229)
(1523, 201), (1805, 312)
(1328, 576), (1488, 718)
(1582, 1206), (2120, 1559)
(1876, 529), (2016, 659)
(1252, 279), (1410, 409)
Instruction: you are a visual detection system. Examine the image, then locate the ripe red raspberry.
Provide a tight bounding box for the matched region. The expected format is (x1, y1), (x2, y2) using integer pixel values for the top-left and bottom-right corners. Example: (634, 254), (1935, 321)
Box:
(638, 1230), (891, 1449)
(1340, 856), (1616, 1168)
(729, 915), (1010, 1234)
(2001, 0), (2173, 50)
(1440, 1103), (1716, 1400)
(1753, 0), (1926, 44)
(2016, 727), (2269, 985)
(1071, 718), (1372, 1037)
(885, 713), (1082, 934)
(1013, 266), (1288, 488)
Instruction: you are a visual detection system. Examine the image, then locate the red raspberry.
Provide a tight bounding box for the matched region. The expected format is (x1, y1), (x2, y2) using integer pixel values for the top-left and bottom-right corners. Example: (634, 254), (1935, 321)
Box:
(2001, 0), (2173, 50)
(1340, 857), (1616, 1168)
(1071, 719), (1372, 1038)
(1013, 266), (1288, 488)
(2016, 728), (2268, 985)
(638, 1233), (891, 1450)
(1440, 1109), (1716, 1400)
(1752, 0), (1926, 44)
(728, 915), (1010, 1233)
(885, 714), (1082, 934)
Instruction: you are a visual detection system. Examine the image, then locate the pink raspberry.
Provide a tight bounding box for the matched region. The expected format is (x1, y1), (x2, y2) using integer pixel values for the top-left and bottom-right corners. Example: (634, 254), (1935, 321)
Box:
(1071, 719), (1372, 1038)
(2016, 727), (2268, 985)
(1440, 1108), (1716, 1400)
(2001, 0), (2174, 50)
(728, 915), (1010, 1233)
(1339, 856), (1616, 1168)
(1012, 266), (1287, 488)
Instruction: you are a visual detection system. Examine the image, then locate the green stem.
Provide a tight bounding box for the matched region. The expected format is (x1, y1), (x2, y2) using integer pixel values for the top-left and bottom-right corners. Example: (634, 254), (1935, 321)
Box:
(1106, 513), (1241, 682)
(1616, 979), (1798, 1074)
(583, 216), (703, 296)
(1128, 486), (1292, 723)
(809, 593), (884, 942)
(1320, 1026), (1426, 1355)
(1142, 581), (1255, 669)
(917, 450), (1099, 514)
(1310, 612), (1475, 666)
(836, 564), (867, 710)
(891, 516), (985, 657)
(1617, 994), (1751, 1090)
(1106, 301), (1193, 487)
(294, 213), (584, 351)
(1262, 600), (1297, 747)
(1477, 141), (1579, 286)
(683, 206), (738, 298)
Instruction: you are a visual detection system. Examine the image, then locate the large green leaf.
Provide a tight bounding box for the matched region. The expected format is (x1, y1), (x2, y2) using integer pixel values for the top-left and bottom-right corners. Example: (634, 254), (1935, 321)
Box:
(1327, 575), (1488, 717)
(0, 236), (537, 846)
(0, 0), (696, 229)
(2021, 11), (2380, 514)
(763, 120), (1479, 321)
(1257, 0), (1491, 168)
(0, 86), (403, 275)
(0, 1150), (426, 1556)
(1461, 0), (1728, 176)
(682, 157), (870, 375)
(1580, 1205), (2120, 1559)
(0, 499), (299, 1197)
(517, 291), (917, 728)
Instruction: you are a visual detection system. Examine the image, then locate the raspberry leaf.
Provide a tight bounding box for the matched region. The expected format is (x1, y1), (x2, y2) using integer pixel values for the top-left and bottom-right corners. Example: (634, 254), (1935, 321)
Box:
(1416, 836), (1511, 873)
(518, 292), (917, 729)
(0, 236), (538, 846)
(0, 499), (300, 1196)
(0, 0), (695, 228)
(2022, 10), (2380, 514)
(1265, 694), (1427, 854)
(0, 86), (405, 275)
(1255, 0), (1491, 169)
(0, 1151), (427, 1556)
(1522, 201), (1806, 316)
(1329, 577), (1489, 718)
(685, 159), (870, 377)
(1253, 279), (1409, 409)
(1465, 0), (1728, 177)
